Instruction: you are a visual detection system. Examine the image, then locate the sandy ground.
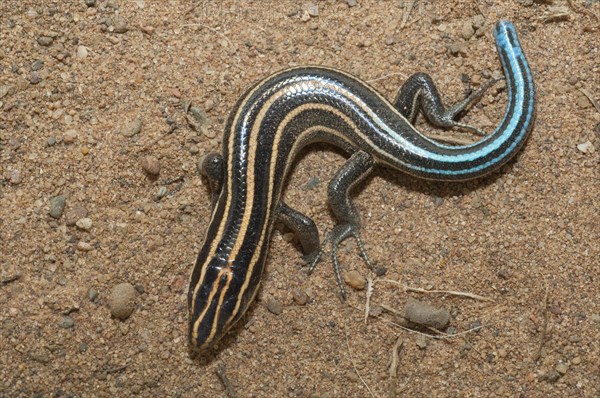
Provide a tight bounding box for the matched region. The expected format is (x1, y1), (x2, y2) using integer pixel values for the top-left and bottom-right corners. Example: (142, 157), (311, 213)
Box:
(1, 1), (599, 397)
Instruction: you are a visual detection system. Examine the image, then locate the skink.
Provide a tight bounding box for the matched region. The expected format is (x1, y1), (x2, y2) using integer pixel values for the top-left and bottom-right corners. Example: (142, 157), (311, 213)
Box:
(188, 20), (535, 352)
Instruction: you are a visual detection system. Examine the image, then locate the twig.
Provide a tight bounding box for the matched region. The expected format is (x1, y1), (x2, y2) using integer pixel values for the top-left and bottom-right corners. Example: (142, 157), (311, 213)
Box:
(378, 279), (494, 302)
(181, 23), (235, 50)
(378, 305), (486, 340)
(388, 337), (404, 398)
(1, 272), (22, 286)
(400, 0), (416, 29)
(344, 324), (375, 398)
(534, 278), (550, 362)
(578, 88), (600, 113)
(216, 364), (237, 398)
(105, 364), (128, 374)
(567, 0), (600, 24)
(365, 275), (374, 324)
(366, 72), (409, 84)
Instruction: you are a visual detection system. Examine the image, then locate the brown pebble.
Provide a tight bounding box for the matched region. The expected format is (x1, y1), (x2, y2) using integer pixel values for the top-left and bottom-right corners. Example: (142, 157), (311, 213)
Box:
(77, 241), (93, 251)
(65, 205), (88, 226)
(266, 298), (283, 315)
(109, 283), (137, 320)
(368, 305), (383, 317)
(343, 270), (366, 290)
(461, 22), (475, 40)
(64, 129), (78, 144)
(120, 118), (142, 137)
(141, 156), (160, 176)
(404, 298), (450, 329)
(170, 275), (186, 293)
(8, 169), (22, 184)
(292, 288), (309, 305)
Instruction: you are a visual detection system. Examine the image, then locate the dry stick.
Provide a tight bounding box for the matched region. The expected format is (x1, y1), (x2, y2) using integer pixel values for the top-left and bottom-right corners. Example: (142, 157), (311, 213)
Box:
(216, 364), (237, 398)
(578, 88), (600, 113)
(365, 275), (374, 324)
(378, 279), (494, 302)
(366, 72), (409, 84)
(378, 304), (485, 340)
(534, 279), (550, 362)
(400, 0), (416, 28)
(344, 324), (376, 398)
(388, 337), (404, 398)
(567, 0), (600, 24)
(181, 23), (235, 51)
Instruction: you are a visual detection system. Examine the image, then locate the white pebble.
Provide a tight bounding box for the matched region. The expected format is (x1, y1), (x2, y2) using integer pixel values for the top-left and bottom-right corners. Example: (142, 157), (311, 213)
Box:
(76, 45), (88, 59)
(76, 217), (93, 231)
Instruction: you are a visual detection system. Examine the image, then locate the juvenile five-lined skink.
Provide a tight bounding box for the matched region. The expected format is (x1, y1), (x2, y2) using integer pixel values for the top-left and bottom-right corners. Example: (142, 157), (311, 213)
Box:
(188, 20), (535, 352)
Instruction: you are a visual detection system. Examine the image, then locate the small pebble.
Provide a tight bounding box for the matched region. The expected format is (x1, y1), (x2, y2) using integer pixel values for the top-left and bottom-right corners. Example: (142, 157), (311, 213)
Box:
(556, 363), (569, 375)
(346, 0), (357, 6)
(88, 288), (99, 302)
(31, 59), (44, 71)
(85, 0), (96, 6)
(109, 283), (137, 320)
(282, 232), (295, 242)
(134, 284), (145, 294)
(65, 205), (88, 226)
(0, 85), (13, 99)
(472, 15), (485, 29)
(187, 107), (211, 132)
(469, 319), (482, 332)
(404, 298), (450, 329)
(113, 16), (129, 33)
(307, 4), (319, 17)
(37, 36), (54, 46)
(30, 350), (51, 364)
(49, 195), (66, 219)
(266, 298), (283, 315)
(76, 217), (93, 231)
(63, 129), (77, 144)
(76, 45), (88, 59)
(497, 269), (510, 279)
(415, 335), (428, 349)
(120, 118), (142, 137)
(156, 186), (168, 200)
(141, 156), (160, 176)
(47, 137), (57, 146)
(539, 371), (561, 383)
(576, 141), (595, 154)
(170, 275), (186, 293)
(30, 72), (42, 84)
(368, 305), (383, 317)
(292, 288), (309, 305)
(571, 356), (581, 365)
(343, 270), (366, 290)
(77, 242), (93, 251)
(141, 25), (155, 35)
(305, 176), (320, 190)
(8, 169), (22, 184)
(461, 21), (475, 40)
(576, 94), (591, 109)
(59, 316), (75, 329)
